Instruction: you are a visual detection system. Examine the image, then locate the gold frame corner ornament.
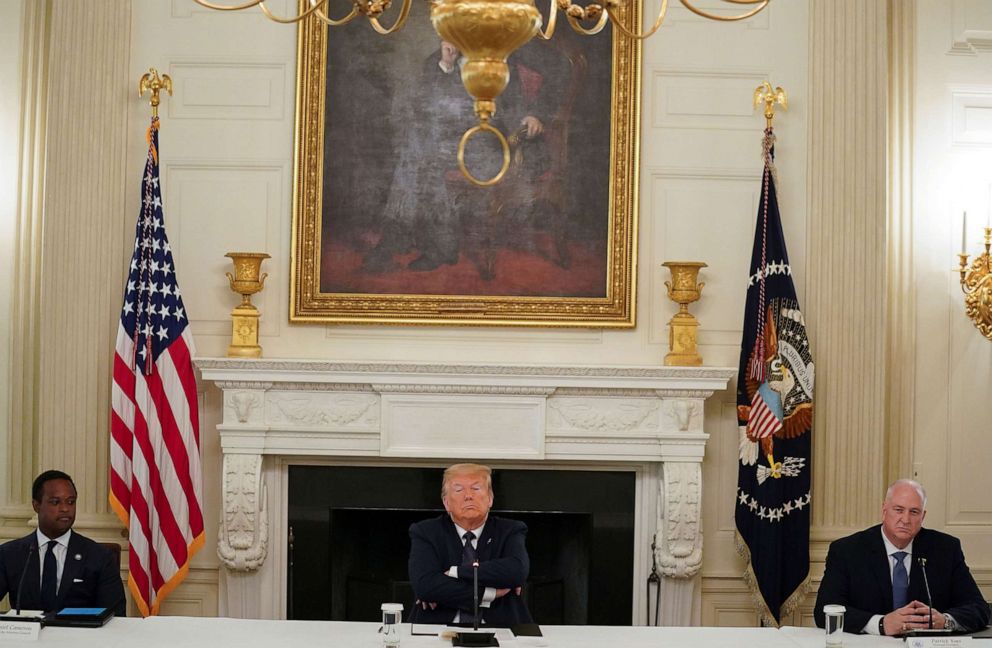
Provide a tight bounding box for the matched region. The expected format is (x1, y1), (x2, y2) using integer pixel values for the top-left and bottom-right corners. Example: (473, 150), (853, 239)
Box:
(289, 0), (641, 327)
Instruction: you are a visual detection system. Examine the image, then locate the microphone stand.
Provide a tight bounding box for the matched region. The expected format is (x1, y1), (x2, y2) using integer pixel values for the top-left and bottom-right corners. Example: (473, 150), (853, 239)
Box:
(918, 557), (933, 630)
(14, 544), (38, 617)
(473, 560), (480, 632)
(453, 560), (497, 647)
(13, 545), (41, 621)
(905, 557), (947, 636)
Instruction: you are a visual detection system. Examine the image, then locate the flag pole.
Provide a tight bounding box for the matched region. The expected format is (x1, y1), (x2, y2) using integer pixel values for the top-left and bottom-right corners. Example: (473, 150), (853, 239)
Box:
(113, 65), (204, 617)
(736, 80), (814, 628)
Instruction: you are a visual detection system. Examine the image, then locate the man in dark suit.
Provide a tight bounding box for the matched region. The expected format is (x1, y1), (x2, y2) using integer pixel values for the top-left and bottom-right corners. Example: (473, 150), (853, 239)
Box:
(0, 470), (125, 615)
(408, 463), (531, 626)
(815, 479), (990, 635)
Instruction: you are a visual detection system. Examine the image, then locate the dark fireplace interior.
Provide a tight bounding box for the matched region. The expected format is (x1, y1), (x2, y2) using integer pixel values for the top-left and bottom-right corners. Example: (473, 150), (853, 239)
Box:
(288, 465), (635, 625)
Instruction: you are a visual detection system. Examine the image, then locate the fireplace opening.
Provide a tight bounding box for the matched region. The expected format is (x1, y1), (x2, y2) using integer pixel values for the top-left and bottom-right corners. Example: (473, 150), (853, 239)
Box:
(288, 465), (635, 625)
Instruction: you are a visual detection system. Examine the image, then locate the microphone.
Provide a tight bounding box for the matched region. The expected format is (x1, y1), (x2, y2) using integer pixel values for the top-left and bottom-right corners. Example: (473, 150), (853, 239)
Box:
(918, 557), (933, 630)
(14, 543), (38, 616)
(472, 560), (480, 632)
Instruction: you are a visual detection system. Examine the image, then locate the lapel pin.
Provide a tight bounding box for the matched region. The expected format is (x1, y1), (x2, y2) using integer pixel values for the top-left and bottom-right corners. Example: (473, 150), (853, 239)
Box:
(74, 553), (82, 561)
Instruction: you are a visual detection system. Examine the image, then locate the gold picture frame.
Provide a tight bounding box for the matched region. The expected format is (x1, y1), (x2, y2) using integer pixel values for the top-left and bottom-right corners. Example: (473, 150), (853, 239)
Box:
(290, 3), (640, 327)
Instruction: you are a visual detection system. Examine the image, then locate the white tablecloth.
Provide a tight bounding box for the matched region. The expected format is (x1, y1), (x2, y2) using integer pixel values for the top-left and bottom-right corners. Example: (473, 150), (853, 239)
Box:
(28, 617), (823, 648)
(780, 626), (909, 647)
(21, 616), (934, 648)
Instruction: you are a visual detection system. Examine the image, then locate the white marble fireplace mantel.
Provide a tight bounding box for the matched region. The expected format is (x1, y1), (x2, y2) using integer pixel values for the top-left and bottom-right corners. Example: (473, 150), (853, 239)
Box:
(195, 358), (735, 624)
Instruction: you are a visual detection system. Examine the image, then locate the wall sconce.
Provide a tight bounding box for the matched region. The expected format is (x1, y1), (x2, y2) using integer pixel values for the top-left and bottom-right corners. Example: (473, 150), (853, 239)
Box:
(957, 211), (992, 341)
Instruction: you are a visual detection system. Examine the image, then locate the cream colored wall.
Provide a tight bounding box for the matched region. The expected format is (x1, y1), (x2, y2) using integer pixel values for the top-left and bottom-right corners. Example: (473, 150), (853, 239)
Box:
(3, 0), (990, 623)
(910, 0), (992, 600)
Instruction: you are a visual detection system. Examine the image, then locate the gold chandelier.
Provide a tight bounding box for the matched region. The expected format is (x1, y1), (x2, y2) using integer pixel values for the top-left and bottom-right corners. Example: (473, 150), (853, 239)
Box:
(195, 0), (771, 184)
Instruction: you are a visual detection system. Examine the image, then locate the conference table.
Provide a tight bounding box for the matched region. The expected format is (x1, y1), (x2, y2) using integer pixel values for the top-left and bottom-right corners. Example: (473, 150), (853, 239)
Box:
(19, 617), (907, 647)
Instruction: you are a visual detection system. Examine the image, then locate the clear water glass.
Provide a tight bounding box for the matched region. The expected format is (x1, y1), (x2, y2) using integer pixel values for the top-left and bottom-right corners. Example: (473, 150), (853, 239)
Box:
(381, 603), (403, 647)
(823, 604), (846, 646)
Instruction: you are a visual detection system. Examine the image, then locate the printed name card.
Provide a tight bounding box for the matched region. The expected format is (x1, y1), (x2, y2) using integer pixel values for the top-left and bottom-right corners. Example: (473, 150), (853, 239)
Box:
(905, 637), (973, 648)
(0, 620), (41, 641)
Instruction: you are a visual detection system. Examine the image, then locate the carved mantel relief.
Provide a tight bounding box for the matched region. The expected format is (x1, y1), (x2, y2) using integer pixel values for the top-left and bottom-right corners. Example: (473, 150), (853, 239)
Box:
(218, 453), (267, 571)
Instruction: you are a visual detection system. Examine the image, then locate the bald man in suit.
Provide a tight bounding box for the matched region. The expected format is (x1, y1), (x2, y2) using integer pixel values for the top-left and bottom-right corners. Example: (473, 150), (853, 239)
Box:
(814, 479), (989, 635)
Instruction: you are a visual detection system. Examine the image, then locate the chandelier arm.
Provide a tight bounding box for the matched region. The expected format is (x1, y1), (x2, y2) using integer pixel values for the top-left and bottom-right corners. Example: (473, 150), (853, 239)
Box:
(535, 0), (560, 40)
(565, 11), (610, 36)
(192, 0), (266, 10)
(257, 0), (332, 24)
(368, 0), (413, 35)
(457, 123), (511, 187)
(678, 0), (768, 22)
(605, 0), (669, 40)
(310, 0), (362, 27)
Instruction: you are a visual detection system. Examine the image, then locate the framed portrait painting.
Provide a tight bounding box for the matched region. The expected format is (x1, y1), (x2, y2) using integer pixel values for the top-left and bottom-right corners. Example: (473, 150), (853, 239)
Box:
(290, 0), (641, 326)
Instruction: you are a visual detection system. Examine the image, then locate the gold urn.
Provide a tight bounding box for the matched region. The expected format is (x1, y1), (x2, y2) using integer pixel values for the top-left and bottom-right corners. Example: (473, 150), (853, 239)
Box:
(225, 252), (270, 358)
(662, 261), (707, 366)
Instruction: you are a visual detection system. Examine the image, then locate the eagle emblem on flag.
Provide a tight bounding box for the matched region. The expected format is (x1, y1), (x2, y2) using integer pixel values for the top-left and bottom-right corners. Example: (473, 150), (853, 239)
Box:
(738, 300), (814, 483)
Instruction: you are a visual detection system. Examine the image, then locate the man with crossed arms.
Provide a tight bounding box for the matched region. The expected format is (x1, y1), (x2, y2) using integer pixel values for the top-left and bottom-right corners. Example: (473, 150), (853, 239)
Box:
(408, 463), (532, 625)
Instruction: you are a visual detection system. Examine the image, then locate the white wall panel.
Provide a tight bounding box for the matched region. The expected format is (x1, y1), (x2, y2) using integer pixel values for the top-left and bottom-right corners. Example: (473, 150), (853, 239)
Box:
(914, 0), (992, 569)
(165, 162), (285, 337)
(646, 171), (759, 348)
(171, 62), (287, 121)
(651, 69), (772, 130)
(950, 0), (992, 54)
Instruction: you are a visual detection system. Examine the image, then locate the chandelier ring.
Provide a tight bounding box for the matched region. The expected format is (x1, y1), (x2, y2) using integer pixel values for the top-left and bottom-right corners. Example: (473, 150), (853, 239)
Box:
(457, 123), (511, 187)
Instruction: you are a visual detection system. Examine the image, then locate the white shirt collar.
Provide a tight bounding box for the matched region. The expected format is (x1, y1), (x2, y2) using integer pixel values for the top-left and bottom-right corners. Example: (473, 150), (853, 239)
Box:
(880, 526), (913, 558)
(36, 528), (72, 549)
(453, 519), (486, 541)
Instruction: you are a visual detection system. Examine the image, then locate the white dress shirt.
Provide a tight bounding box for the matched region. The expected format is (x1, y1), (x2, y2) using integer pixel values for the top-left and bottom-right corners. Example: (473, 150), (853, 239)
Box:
(35, 528), (72, 593)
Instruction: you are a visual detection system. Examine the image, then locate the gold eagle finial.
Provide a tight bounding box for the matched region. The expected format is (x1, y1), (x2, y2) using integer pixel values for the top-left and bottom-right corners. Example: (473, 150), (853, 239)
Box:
(138, 68), (173, 119)
(753, 81), (787, 129)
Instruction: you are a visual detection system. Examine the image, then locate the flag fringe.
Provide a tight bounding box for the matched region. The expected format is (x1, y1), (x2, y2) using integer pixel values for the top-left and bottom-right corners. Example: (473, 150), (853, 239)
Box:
(108, 491), (129, 530)
(108, 490), (205, 617)
(734, 529), (812, 628)
(149, 531), (206, 616)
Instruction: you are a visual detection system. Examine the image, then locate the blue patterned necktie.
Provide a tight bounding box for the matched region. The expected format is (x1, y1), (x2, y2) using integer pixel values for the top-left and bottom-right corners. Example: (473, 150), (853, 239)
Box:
(40, 540), (58, 611)
(891, 551), (909, 609)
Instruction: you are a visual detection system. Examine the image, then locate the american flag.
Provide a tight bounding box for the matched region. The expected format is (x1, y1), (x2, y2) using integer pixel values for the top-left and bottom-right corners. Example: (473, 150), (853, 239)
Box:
(109, 117), (204, 617)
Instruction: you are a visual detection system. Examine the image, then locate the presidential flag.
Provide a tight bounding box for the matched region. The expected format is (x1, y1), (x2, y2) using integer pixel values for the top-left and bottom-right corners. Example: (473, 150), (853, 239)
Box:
(735, 127), (815, 626)
(109, 117), (204, 616)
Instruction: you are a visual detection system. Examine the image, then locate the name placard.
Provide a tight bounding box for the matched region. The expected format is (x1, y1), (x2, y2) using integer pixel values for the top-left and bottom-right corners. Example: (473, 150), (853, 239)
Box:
(905, 637), (973, 648)
(0, 620), (41, 641)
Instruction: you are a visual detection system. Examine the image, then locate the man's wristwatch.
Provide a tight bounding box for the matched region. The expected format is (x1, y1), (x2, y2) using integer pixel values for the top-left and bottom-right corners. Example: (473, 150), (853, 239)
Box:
(879, 618), (886, 636)
(944, 614), (958, 632)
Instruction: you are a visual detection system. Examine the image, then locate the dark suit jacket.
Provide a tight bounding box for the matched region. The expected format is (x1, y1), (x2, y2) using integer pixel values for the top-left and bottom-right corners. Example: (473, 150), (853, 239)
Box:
(814, 525), (990, 632)
(0, 531), (126, 615)
(408, 514), (532, 626)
